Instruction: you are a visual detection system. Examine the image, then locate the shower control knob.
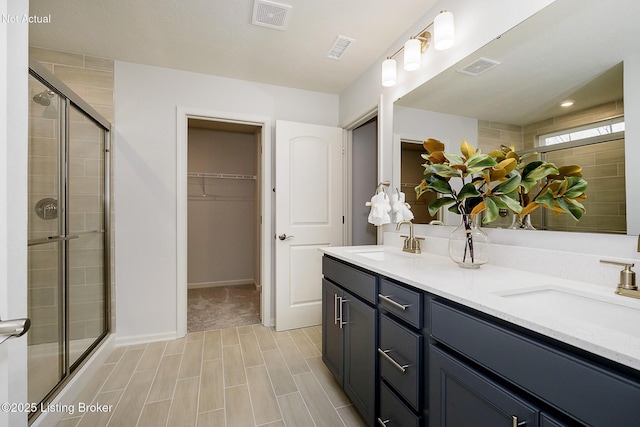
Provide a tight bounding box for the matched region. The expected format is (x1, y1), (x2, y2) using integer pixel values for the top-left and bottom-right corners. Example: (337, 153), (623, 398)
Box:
(278, 234), (295, 241)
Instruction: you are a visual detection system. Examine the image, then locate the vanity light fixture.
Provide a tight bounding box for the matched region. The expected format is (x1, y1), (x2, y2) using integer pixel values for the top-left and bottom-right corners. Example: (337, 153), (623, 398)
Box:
(381, 10), (455, 87)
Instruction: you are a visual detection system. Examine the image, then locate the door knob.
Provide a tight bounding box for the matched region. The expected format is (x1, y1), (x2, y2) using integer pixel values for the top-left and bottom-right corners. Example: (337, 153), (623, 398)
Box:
(278, 234), (295, 241)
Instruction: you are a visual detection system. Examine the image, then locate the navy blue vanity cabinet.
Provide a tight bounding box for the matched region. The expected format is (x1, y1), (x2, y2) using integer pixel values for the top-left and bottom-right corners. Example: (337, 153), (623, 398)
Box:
(429, 297), (640, 427)
(322, 256), (378, 426)
(377, 278), (427, 426)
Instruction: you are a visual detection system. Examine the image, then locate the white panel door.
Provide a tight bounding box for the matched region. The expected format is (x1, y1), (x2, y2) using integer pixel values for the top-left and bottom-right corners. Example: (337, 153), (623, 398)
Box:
(275, 120), (344, 331)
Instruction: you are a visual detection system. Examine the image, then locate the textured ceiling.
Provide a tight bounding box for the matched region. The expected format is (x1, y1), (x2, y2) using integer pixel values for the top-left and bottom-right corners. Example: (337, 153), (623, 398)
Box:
(29, 0), (437, 94)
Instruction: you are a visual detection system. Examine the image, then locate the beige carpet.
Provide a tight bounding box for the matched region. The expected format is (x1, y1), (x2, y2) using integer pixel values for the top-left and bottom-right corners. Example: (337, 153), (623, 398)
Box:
(187, 284), (261, 332)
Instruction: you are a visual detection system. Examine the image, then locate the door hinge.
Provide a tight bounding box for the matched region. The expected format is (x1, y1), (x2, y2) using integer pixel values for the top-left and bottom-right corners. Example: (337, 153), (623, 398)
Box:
(342, 216), (345, 224)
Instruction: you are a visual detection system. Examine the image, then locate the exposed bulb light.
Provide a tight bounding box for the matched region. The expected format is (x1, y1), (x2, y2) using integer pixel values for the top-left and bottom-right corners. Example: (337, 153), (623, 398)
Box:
(560, 99), (575, 107)
(404, 38), (421, 71)
(381, 58), (397, 87)
(434, 10), (455, 50)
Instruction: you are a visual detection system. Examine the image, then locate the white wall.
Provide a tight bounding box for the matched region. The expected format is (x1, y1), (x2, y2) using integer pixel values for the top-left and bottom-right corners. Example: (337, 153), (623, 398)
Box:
(1, 0), (29, 425)
(114, 61), (339, 342)
(339, 0), (556, 183)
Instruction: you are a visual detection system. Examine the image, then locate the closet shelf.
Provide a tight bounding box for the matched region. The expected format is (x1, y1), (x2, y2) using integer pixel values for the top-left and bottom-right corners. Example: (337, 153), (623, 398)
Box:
(188, 172), (256, 181)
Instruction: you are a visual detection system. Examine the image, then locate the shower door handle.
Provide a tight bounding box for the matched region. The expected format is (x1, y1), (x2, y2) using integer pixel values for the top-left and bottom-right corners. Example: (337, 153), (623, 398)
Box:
(0, 317), (30, 344)
(27, 234), (79, 247)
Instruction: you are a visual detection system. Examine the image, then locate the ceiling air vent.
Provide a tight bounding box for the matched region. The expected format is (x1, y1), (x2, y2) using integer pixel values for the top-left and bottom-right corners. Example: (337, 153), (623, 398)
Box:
(252, 0), (292, 31)
(326, 35), (356, 60)
(456, 57), (501, 76)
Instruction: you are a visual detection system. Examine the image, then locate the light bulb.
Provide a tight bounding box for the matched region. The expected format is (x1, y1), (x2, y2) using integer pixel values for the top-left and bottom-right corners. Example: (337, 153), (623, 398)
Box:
(381, 58), (397, 87)
(404, 38), (421, 71)
(434, 10), (455, 50)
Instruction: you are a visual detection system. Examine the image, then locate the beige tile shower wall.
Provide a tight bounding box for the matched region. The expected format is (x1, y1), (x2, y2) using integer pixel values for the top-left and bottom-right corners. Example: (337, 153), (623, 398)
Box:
(30, 47), (114, 123)
(28, 48), (115, 343)
(545, 139), (626, 234)
(477, 120), (525, 153)
(523, 100), (624, 150)
(524, 100), (625, 234)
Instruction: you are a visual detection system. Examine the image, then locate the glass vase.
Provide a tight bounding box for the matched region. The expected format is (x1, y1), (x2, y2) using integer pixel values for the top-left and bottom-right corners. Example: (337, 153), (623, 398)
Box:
(508, 213), (536, 230)
(448, 214), (490, 269)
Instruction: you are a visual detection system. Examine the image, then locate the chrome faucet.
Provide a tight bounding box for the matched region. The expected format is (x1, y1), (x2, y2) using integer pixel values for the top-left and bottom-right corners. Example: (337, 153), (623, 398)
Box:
(600, 260), (639, 299)
(396, 221), (424, 254)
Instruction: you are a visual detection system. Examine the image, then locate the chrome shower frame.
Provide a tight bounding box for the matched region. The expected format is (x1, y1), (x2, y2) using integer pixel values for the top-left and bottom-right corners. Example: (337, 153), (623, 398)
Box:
(27, 58), (112, 422)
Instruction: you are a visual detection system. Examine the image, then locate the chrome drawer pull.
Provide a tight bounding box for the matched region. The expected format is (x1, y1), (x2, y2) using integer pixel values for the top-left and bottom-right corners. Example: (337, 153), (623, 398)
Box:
(379, 294), (409, 311)
(512, 416), (526, 427)
(339, 298), (348, 329)
(378, 348), (409, 373)
(377, 418), (390, 426)
(334, 294), (338, 325)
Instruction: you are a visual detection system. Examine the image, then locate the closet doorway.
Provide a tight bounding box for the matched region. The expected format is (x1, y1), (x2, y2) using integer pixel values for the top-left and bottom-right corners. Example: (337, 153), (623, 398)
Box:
(186, 118), (262, 332)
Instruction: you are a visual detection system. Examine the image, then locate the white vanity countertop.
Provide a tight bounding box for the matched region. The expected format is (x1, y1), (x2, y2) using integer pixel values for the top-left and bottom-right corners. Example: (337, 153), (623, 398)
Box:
(320, 245), (640, 371)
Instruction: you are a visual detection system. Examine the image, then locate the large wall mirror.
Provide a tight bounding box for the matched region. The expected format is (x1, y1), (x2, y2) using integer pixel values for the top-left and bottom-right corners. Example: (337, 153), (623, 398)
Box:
(393, 0), (639, 235)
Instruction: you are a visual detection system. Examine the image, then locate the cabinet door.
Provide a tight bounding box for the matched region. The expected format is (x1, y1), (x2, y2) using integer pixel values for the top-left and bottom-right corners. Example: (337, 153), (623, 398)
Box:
(430, 345), (539, 427)
(322, 279), (343, 384)
(344, 290), (377, 426)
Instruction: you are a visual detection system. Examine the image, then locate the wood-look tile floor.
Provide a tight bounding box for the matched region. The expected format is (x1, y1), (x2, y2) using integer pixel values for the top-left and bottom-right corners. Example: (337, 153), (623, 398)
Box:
(56, 324), (367, 427)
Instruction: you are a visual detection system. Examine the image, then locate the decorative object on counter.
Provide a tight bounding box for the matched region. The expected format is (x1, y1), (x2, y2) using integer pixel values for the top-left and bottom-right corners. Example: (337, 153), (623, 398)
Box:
(449, 214), (490, 268)
(390, 188), (414, 223)
(489, 145), (588, 230)
(366, 181), (392, 226)
(415, 138), (522, 268)
(509, 213), (536, 230)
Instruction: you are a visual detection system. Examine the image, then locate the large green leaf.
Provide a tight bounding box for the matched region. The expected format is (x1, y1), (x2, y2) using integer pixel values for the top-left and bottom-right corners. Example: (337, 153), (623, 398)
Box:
(428, 197), (456, 216)
(444, 152), (465, 165)
(492, 174), (521, 195)
(496, 194), (523, 214)
(562, 176), (587, 198)
(457, 183), (481, 201)
(424, 175), (453, 195)
(425, 164), (460, 178)
(466, 154), (497, 174)
(534, 187), (556, 210)
(482, 197), (499, 223)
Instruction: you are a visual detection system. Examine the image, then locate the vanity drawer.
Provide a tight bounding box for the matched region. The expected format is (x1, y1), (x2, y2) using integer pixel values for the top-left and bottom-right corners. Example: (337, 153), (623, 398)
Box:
(379, 314), (422, 411)
(379, 381), (421, 427)
(379, 278), (422, 328)
(322, 256), (377, 304)
(430, 299), (640, 426)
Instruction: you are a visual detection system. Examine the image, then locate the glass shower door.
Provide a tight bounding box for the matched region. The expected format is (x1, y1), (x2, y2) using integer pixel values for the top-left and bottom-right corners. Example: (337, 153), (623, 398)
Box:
(67, 104), (107, 367)
(27, 75), (65, 405)
(27, 63), (110, 417)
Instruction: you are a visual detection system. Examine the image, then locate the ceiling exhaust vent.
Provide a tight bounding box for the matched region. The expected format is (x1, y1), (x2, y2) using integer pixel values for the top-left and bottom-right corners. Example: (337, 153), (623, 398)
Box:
(252, 0), (292, 31)
(456, 57), (501, 76)
(326, 35), (355, 60)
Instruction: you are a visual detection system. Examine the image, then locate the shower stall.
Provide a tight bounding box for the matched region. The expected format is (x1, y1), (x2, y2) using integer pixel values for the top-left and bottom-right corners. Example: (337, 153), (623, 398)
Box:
(27, 60), (110, 420)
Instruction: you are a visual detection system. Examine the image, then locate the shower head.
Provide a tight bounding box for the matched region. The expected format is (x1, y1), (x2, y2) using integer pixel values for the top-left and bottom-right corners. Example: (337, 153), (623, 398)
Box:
(32, 90), (55, 106)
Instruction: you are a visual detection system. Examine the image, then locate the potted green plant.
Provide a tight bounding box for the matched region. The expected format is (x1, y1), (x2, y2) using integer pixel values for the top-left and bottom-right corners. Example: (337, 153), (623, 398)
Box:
(415, 138), (523, 268)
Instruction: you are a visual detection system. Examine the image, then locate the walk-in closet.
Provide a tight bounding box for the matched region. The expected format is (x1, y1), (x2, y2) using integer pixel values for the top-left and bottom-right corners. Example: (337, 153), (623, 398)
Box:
(186, 118), (261, 332)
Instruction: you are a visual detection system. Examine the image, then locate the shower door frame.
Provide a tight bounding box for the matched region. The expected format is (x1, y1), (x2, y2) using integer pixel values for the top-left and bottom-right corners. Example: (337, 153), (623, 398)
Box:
(27, 59), (111, 420)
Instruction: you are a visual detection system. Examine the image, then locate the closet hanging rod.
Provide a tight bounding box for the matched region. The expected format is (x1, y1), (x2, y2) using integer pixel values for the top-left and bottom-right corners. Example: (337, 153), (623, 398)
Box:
(187, 172), (257, 180)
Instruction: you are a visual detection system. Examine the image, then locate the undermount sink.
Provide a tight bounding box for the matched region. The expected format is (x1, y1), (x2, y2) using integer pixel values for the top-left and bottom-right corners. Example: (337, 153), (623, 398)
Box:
(495, 286), (640, 336)
(344, 247), (413, 262)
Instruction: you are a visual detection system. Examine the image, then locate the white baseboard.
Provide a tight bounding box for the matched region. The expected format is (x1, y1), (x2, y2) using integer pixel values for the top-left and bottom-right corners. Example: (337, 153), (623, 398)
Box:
(114, 331), (178, 347)
(31, 334), (116, 427)
(187, 279), (258, 290)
